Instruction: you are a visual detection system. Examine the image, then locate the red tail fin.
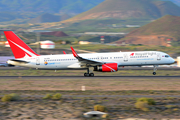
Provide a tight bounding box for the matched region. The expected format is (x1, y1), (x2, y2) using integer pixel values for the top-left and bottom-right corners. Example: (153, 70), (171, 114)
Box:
(4, 31), (39, 59)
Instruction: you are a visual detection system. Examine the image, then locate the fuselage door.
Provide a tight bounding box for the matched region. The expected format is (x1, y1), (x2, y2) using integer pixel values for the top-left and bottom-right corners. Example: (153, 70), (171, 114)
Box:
(157, 53), (161, 60)
(36, 57), (40, 65)
(124, 54), (128, 62)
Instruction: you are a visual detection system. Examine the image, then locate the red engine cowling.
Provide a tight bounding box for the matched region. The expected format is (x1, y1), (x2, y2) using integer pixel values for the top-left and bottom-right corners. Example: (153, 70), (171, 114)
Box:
(94, 63), (118, 72)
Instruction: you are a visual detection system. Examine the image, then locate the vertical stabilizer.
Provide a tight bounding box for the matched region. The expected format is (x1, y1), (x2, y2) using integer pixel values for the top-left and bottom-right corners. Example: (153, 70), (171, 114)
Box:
(4, 31), (39, 59)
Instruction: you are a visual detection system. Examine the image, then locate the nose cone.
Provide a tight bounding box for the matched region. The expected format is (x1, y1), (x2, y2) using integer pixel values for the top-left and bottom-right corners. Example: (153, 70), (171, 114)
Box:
(171, 58), (175, 64)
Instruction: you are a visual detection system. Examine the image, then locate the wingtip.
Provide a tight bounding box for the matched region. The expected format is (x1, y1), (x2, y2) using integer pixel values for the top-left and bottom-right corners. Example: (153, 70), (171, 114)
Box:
(70, 46), (74, 51)
(71, 46), (78, 57)
(63, 51), (66, 54)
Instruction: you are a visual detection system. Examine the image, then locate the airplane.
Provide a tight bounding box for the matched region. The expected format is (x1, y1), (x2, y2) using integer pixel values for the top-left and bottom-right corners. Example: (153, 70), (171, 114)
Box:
(4, 31), (175, 77)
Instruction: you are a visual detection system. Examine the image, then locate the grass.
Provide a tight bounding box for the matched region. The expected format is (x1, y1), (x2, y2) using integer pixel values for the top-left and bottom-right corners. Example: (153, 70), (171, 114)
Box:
(1, 93), (20, 102)
(43, 93), (62, 100)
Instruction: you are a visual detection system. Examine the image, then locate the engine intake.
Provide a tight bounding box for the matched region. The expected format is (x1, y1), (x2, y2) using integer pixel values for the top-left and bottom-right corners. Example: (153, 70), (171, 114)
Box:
(94, 63), (118, 72)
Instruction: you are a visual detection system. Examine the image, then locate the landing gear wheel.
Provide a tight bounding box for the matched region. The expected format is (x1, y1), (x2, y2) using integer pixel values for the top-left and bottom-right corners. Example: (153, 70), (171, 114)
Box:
(84, 68), (95, 77)
(84, 73), (87, 77)
(84, 73), (94, 77)
(84, 73), (90, 77)
(153, 72), (156, 75)
(90, 73), (94, 77)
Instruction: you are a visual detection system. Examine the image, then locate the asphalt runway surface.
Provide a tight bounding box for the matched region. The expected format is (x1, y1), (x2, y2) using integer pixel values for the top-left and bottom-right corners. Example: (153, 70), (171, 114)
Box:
(0, 76), (180, 79)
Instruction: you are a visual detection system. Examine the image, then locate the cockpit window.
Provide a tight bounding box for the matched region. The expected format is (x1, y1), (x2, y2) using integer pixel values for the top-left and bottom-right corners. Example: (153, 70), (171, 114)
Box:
(165, 55), (170, 58)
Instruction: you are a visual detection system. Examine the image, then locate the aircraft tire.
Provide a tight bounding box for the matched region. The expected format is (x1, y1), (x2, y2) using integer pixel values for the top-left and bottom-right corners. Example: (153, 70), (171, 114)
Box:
(90, 73), (94, 77)
(153, 72), (156, 75)
(84, 73), (90, 77)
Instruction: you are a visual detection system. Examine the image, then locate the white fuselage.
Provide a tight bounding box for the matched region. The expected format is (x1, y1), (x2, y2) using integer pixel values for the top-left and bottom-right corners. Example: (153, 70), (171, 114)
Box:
(7, 51), (175, 70)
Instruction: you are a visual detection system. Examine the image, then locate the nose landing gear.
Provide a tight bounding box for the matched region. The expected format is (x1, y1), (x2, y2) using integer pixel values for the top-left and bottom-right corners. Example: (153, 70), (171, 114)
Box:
(153, 72), (156, 75)
(152, 65), (158, 75)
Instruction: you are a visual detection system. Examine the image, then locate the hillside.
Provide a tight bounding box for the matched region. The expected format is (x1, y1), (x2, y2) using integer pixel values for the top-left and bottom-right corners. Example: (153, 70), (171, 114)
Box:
(41, 31), (68, 37)
(28, 13), (72, 24)
(1, 0), (180, 24)
(173, 0), (180, 6)
(166, 0), (180, 6)
(29, 13), (61, 23)
(0, 12), (17, 22)
(0, 0), (104, 23)
(65, 0), (180, 22)
(0, 0), (104, 14)
(114, 15), (180, 46)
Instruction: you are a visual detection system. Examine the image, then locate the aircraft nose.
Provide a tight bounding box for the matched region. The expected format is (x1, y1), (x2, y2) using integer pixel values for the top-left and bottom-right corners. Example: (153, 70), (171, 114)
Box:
(171, 58), (175, 63)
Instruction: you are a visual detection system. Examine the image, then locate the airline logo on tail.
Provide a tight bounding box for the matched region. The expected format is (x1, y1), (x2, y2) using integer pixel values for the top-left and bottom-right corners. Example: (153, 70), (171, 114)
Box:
(4, 31), (39, 59)
(8, 39), (38, 57)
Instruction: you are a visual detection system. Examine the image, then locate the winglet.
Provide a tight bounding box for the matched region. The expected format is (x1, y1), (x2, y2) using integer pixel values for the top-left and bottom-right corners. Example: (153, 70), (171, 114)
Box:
(71, 47), (79, 58)
(63, 51), (66, 54)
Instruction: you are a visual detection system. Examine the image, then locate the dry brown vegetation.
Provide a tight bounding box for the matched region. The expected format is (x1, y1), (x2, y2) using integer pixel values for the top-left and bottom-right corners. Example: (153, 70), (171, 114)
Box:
(1, 91), (180, 119)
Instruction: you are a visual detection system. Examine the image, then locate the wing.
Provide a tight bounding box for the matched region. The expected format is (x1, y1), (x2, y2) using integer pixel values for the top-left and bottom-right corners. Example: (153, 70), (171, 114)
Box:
(71, 47), (104, 66)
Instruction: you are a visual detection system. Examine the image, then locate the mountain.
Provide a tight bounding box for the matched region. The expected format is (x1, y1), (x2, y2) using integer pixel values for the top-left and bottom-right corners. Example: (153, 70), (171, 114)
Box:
(0, 0), (104, 23)
(164, 0), (180, 6)
(28, 13), (72, 23)
(1, 0), (180, 24)
(29, 13), (61, 23)
(0, 12), (18, 22)
(66, 0), (180, 22)
(0, 0), (104, 15)
(173, 0), (180, 6)
(114, 15), (180, 46)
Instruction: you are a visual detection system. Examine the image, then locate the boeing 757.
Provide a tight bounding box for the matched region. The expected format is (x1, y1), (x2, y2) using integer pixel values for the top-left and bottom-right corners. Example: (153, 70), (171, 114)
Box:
(4, 31), (175, 77)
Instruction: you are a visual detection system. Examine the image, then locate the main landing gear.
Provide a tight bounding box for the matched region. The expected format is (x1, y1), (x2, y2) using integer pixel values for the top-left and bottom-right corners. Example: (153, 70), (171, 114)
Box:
(152, 65), (158, 75)
(84, 68), (94, 77)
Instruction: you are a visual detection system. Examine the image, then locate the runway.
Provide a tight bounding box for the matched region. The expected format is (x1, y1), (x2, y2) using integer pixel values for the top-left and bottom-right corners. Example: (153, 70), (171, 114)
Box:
(0, 75), (180, 91)
(0, 75), (180, 79)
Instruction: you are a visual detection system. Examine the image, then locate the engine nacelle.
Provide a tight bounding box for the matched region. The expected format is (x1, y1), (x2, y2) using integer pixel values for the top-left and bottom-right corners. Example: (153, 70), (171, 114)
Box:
(94, 63), (118, 72)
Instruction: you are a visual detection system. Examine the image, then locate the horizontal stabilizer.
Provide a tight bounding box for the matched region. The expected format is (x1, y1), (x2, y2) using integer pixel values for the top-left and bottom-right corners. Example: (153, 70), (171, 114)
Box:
(9, 59), (29, 63)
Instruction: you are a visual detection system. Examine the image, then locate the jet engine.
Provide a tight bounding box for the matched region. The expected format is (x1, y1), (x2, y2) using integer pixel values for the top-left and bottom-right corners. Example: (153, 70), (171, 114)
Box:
(94, 63), (118, 72)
